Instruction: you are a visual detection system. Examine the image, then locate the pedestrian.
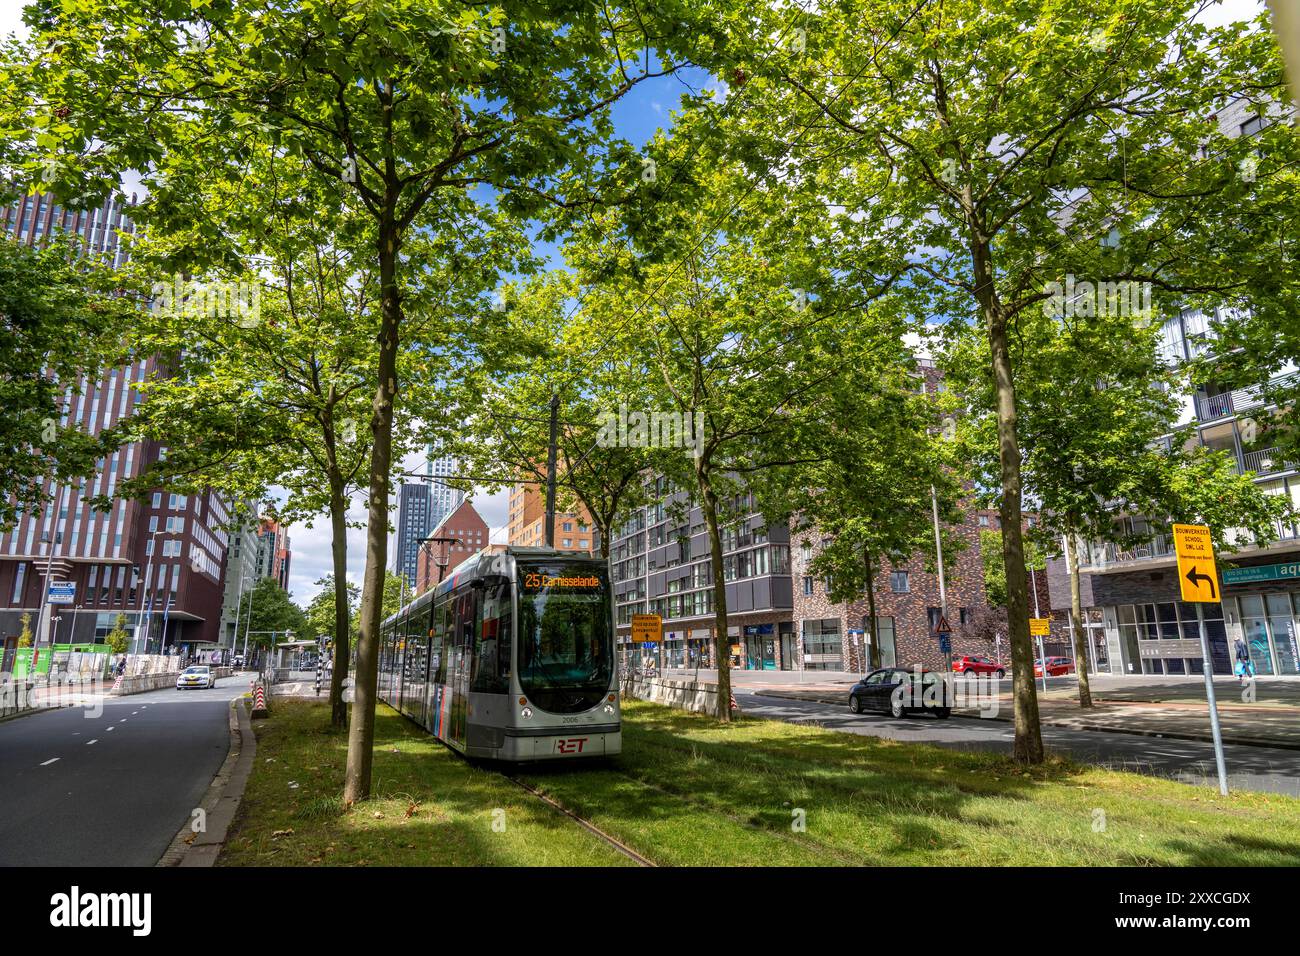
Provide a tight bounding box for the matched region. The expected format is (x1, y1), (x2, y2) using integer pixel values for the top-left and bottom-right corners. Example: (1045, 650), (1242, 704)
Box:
(1233, 636), (1255, 684)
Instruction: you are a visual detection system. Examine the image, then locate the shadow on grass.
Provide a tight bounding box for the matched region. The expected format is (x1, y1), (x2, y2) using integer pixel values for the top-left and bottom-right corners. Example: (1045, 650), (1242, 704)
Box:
(225, 697), (1300, 867)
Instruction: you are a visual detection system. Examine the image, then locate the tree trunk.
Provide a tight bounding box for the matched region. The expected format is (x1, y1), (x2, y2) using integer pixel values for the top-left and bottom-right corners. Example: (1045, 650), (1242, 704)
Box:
(697, 466), (731, 721)
(863, 548), (879, 671)
(975, 240), (1044, 764)
(343, 211), (401, 803)
(327, 472), (351, 728)
(1069, 535), (1094, 708)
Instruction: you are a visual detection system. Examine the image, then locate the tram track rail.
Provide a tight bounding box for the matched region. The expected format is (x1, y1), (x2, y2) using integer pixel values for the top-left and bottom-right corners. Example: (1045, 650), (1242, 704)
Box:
(501, 771), (657, 867)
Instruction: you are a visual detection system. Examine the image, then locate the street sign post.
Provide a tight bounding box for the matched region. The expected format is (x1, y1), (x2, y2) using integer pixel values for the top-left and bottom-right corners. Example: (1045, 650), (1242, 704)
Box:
(630, 614), (663, 676)
(1172, 523), (1230, 795)
(630, 613), (661, 643)
(1029, 618), (1051, 692)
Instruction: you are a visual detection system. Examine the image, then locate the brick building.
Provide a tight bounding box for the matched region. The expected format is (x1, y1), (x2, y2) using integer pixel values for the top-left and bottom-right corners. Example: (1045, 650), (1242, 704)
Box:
(507, 479), (599, 553)
(415, 500), (489, 594)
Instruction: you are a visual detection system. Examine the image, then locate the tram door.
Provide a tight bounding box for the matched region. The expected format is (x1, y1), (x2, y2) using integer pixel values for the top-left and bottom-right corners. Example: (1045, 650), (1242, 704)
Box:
(448, 589), (476, 750)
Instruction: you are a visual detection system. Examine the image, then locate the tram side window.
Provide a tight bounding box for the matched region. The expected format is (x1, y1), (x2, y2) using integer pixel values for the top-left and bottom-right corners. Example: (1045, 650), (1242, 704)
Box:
(472, 580), (512, 694)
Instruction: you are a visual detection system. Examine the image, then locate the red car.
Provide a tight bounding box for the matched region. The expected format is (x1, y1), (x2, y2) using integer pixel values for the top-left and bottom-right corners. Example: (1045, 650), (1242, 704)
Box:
(1034, 656), (1075, 677)
(952, 655), (1006, 678)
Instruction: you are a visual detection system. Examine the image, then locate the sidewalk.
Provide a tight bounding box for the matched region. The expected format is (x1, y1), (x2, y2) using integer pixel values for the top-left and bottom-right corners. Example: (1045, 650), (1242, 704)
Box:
(754, 685), (1300, 750)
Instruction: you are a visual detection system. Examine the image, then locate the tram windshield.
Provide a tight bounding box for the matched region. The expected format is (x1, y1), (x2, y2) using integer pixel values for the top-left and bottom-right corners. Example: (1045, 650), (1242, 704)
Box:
(517, 563), (613, 713)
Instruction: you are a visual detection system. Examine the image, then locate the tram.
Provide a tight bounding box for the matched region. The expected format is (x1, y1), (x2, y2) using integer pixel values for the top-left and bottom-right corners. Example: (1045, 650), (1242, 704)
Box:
(378, 546), (620, 761)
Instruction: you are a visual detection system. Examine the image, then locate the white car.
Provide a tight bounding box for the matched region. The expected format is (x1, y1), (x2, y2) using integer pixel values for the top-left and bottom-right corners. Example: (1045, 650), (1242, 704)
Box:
(176, 665), (214, 690)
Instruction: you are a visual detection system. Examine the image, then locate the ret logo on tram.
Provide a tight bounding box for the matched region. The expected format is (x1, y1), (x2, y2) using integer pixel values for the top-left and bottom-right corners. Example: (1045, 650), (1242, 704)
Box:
(378, 546), (620, 761)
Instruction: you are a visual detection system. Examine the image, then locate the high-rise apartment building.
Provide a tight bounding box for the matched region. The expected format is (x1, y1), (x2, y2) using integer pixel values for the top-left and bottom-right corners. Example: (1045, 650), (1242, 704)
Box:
(1045, 97), (1300, 678)
(0, 191), (233, 659)
(218, 508), (261, 648)
(610, 477), (793, 669)
(393, 450), (465, 588)
(254, 518), (292, 591)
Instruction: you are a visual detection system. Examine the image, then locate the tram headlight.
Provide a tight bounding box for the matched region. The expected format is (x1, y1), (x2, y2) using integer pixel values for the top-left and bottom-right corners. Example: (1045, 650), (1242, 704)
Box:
(520, 706), (533, 719)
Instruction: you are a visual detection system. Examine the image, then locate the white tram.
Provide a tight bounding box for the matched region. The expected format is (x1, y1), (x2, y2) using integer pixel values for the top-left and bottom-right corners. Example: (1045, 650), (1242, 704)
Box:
(378, 546), (621, 761)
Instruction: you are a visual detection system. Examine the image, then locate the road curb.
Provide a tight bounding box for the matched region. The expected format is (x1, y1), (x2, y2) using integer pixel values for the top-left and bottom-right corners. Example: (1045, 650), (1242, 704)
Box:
(157, 694), (258, 867)
(751, 689), (1300, 751)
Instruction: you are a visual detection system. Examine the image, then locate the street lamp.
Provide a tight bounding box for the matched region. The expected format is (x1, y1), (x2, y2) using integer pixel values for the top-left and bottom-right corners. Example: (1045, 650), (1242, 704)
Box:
(421, 535), (456, 589)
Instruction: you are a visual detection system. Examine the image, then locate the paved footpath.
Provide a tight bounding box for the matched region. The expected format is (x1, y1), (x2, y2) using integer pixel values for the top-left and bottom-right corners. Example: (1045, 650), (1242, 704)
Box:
(0, 673), (254, 866)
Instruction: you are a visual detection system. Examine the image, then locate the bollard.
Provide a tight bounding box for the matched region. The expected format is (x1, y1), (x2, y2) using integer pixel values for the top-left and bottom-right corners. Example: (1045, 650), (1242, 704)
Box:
(251, 682), (270, 719)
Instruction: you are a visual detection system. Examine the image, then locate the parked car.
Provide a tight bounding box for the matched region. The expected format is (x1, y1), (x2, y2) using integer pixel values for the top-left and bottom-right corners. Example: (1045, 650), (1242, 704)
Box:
(1034, 657), (1075, 677)
(176, 665), (214, 690)
(952, 655), (1006, 678)
(231, 654), (246, 668)
(849, 667), (953, 719)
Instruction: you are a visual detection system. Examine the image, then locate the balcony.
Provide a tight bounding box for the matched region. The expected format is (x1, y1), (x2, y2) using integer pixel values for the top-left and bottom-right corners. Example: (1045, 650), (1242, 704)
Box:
(1080, 533), (1174, 570)
(1195, 392), (1235, 421)
(1241, 447), (1296, 476)
(1195, 372), (1299, 423)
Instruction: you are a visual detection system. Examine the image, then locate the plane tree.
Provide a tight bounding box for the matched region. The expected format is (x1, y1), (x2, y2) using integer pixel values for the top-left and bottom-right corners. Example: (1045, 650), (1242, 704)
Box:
(11, 0), (727, 799)
(704, 0), (1296, 761)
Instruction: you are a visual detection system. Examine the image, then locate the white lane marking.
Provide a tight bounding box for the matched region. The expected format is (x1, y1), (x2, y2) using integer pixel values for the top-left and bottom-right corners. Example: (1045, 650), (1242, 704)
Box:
(40, 758), (60, 766)
(86, 739), (98, 746)
(132, 711), (138, 715)
(106, 726), (115, 732)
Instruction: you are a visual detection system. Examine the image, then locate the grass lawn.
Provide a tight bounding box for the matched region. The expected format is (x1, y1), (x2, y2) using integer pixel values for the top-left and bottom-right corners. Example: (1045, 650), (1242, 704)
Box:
(220, 698), (1300, 866)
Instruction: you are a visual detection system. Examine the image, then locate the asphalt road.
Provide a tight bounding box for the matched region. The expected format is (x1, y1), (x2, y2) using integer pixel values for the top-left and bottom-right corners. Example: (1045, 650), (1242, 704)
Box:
(735, 690), (1300, 798)
(0, 674), (254, 866)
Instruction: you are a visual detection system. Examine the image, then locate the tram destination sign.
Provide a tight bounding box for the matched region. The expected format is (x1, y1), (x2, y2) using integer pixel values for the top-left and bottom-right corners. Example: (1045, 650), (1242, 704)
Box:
(1222, 562), (1300, 585)
(520, 571), (602, 590)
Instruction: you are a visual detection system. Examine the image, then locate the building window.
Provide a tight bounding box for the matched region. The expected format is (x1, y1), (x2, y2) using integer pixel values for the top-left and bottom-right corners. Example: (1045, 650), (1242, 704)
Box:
(152, 492), (161, 508)
(978, 515), (989, 527)
(889, 571), (909, 593)
(868, 616), (897, 668)
(801, 618), (843, 670)
(802, 576), (813, 596)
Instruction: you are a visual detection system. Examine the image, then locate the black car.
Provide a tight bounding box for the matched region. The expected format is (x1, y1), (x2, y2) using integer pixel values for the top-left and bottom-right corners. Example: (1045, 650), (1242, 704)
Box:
(849, 667), (953, 719)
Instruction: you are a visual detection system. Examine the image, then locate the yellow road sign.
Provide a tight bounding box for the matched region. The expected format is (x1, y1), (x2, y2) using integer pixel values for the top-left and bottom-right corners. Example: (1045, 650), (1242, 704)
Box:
(630, 613), (661, 643)
(1173, 523), (1220, 603)
(1029, 618), (1051, 636)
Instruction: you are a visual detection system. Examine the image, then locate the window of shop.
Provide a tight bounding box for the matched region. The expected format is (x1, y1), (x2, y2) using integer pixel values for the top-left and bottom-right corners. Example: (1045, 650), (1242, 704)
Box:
(801, 618), (842, 670)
